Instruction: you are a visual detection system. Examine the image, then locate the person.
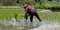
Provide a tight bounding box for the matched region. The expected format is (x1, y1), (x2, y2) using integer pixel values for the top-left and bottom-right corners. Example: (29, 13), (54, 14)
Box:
(23, 3), (42, 22)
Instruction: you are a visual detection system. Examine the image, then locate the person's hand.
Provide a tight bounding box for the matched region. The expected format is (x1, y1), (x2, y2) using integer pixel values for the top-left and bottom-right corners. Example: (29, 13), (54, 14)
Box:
(24, 13), (29, 20)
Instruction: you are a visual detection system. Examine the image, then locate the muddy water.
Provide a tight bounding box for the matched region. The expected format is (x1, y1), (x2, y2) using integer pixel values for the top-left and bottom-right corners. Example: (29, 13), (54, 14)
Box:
(0, 18), (60, 30)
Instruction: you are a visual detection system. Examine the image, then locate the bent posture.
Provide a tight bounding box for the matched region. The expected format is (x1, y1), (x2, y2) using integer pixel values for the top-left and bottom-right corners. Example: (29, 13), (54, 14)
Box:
(24, 3), (42, 22)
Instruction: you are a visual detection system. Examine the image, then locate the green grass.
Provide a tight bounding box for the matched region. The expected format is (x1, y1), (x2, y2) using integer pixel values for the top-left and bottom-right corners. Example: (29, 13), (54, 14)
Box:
(0, 9), (24, 20)
(0, 9), (60, 23)
(51, 10), (60, 12)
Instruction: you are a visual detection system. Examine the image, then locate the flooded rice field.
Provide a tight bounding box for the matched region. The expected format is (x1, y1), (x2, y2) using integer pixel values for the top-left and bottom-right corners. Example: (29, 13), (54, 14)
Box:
(0, 18), (60, 30)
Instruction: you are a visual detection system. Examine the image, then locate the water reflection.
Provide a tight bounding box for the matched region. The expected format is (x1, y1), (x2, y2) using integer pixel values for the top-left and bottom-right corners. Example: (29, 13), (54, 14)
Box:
(0, 19), (40, 30)
(0, 19), (59, 30)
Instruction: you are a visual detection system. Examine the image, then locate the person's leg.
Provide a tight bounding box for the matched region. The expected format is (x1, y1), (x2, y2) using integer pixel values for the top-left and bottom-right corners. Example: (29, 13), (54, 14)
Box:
(34, 12), (42, 22)
(30, 14), (33, 22)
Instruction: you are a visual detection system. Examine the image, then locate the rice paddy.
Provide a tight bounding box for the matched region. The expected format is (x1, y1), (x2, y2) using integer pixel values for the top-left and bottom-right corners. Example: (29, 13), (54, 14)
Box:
(0, 9), (60, 30)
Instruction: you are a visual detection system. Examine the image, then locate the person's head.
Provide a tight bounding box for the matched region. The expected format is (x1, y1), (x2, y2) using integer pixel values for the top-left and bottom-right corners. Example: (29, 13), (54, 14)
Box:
(23, 2), (29, 9)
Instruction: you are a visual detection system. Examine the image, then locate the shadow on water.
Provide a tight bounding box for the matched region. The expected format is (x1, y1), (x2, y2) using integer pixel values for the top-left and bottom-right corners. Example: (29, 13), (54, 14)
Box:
(0, 18), (60, 30)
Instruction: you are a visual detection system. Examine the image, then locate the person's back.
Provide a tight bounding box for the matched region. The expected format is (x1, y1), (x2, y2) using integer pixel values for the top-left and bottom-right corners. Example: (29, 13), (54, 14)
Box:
(27, 6), (36, 13)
